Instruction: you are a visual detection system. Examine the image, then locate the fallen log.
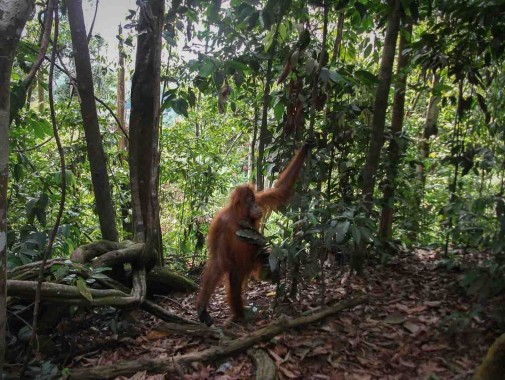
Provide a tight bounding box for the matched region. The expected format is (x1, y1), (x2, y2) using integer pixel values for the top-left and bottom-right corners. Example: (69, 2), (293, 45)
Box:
(7, 258), (197, 298)
(67, 295), (368, 379)
(7, 280), (137, 307)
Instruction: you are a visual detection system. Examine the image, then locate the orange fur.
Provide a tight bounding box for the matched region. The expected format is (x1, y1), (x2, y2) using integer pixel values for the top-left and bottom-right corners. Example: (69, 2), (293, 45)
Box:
(196, 144), (309, 325)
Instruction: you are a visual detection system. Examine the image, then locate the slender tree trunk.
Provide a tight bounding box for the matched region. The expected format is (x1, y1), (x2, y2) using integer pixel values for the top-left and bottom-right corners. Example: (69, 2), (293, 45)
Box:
(67, 0), (118, 242)
(331, 12), (345, 64)
(116, 24), (127, 151)
(37, 72), (45, 113)
(0, 1), (34, 373)
(417, 73), (440, 194)
(129, 0), (165, 267)
(356, 0), (401, 271)
(379, 22), (412, 239)
(444, 80), (463, 257)
(249, 83), (259, 183)
(256, 55), (276, 190)
(326, 13), (345, 202)
(410, 72), (440, 241)
(257, 18), (283, 191)
(116, 25), (132, 239)
(361, 0), (401, 211)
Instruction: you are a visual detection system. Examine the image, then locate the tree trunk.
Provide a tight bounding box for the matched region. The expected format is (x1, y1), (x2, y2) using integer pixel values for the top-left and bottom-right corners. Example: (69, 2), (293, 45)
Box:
(0, 0), (34, 372)
(379, 22), (412, 239)
(256, 54), (275, 191)
(116, 24), (132, 239)
(128, 0), (165, 267)
(248, 79), (259, 183)
(256, 17), (283, 191)
(37, 72), (45, 113)
(410, 72), (440, 241)
(356, 0), (401, 271)
(67, 0), (118, 242)
(116, 24), (127, 151)
(331, 12), (345, 64)
(361, 0), (401, 212)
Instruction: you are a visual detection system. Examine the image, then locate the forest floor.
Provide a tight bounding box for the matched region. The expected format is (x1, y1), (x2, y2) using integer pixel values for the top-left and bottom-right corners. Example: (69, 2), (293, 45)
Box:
(54, 249), (499, 379)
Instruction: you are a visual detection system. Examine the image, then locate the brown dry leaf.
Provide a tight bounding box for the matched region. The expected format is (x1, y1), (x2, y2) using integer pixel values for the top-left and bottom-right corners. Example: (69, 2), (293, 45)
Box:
(319, 323), (337, 333)
(394, 303), (411, 313)
(295, 347), (312, 361)
(418, 360), (445, 375)
(274, 343), (289, 357)
(422, 343), (448, 352)
(145, 375), (165, 380)
(384, 312), (406, 324)
(398, 358), (417, 369)
(386, 298), (403, 306)
(409, 305), (428, 314)
(338, 315), (354, 326)
(127, 371), (147, 380)
(346, 373), (372, 380)
(309, 342), (332, 356)
(356, 356), (375, 366)
(403, 321), (423, 334)
(146, 330), (170, 340)
(279, 365), (299, 379)
(268, 348), (285, 365)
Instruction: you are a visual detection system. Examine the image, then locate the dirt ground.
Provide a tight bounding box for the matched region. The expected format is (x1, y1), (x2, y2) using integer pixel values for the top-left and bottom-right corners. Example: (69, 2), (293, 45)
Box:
(27, 249), (501, 379)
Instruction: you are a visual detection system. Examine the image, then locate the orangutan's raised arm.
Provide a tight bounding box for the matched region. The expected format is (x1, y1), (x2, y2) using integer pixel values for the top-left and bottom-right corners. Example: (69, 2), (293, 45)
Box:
(256, 143), (310, 211)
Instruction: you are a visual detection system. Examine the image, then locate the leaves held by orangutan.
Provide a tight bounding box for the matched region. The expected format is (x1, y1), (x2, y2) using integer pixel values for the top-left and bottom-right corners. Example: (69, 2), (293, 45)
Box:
(236, 221), (267, 246)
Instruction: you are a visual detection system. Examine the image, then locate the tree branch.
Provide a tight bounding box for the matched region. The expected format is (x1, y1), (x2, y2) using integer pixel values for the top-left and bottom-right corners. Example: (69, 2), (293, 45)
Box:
(68, 295), (368, 379)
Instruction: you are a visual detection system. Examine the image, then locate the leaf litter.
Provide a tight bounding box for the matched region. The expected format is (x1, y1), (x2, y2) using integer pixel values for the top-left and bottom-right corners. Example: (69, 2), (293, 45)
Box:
(54, 249), (499, 379)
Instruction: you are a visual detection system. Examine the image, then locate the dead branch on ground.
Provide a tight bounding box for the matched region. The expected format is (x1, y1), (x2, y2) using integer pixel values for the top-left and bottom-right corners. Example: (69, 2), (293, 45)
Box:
(67, 295), (368, 379)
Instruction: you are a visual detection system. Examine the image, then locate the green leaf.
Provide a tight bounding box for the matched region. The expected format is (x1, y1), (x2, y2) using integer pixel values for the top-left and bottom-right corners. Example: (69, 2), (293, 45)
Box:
(359, 226), (372, 243)
(305, 58), (317, 76)
(93, 266), (113, 273)
(199, 59), (217, 77)
(351, 225), (361, 243)
(263, 29), (275, 52)
(26, 199), (37, 224)
(233, 70), (244, 87)
(76, 278), (93, 301)
(273, 100), (285, 122)
(298, 28), (310, 50)
(188, 88), (197, 107)
(320, 68), (331, 83)
(54, 170), (76, 187)
(31, 120), (46, 139)
(363, 44), (372, 58)
(13, 163), (24, 182)
(236, 224), (267, 246)
(91, 273), (110, 279)
(193, 76), (209, 92)
(335, 220), (351, 243)
(172, 98), (189, 117)
(9, 81), (28, 121)
(39, 118), (53, 136)
(227, 60), (249, 72)
(354, 2), (367, 19)
(278, 22), (288, 41)
(355, 70), (379, 85)
(36, 208), (47, 227)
